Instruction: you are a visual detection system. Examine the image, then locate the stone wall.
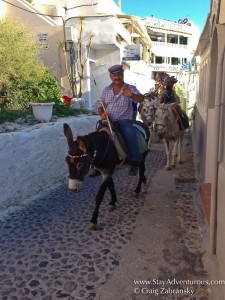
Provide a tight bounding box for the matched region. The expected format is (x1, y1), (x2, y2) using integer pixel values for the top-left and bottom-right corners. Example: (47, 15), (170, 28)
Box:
(0, 115), (99, 211)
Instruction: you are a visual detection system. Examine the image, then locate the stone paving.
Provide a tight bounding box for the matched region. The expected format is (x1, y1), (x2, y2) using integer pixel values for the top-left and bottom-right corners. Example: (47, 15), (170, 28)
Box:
(95, 133), (210, 300)
(0, 133), (210, 300)
(0, 145), (165, 299)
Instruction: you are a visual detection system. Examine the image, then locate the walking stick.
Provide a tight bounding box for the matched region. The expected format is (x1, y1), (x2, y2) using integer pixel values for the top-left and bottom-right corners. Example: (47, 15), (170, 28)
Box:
(91, 73), (127, 163)
(91, 73), (113, 135)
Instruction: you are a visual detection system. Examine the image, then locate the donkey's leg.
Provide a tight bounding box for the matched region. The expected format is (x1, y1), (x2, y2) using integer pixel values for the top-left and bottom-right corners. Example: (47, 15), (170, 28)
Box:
(171, 139), (179, 167)
(148, 137), (151, 149)
(89, 175), (111, 229)
(134, 165), (142, 194)
(107, 177), (117, 211)
(140, 153), (148, 185)
(163, 139), (171, 170)
(178, 133), (184, 164)
(148, 128), (152, 149)
(134, 154), (147, 194)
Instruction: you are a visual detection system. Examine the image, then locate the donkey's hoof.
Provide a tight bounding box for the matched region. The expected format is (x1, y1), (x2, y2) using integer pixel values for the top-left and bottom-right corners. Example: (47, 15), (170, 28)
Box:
(88, 223), (96, 230)
(134, 192), (140, 198)
(178, 160), (183, 164)
(108, 204), (116, 212)
(166, 166), (171, 170)
(171, 164), (176, 168)
(142, 178), (147, 184)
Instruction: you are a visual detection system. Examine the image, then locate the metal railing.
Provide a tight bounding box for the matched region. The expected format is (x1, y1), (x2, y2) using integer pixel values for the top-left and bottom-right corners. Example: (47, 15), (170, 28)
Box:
(150, 63), (182, 72)
(142, 17), (193, 34)
(152, 41), (188, 49)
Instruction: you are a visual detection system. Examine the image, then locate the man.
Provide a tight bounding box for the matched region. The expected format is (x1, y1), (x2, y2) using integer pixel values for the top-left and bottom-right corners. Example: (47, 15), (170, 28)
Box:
(159, 76), (180, 104)
(98, 64), (144, 176)
(159, 76), (189, 129)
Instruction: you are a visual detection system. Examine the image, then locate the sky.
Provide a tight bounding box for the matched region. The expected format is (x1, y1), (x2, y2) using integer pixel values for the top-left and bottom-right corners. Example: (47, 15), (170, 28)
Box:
(114, 0), (210, 32)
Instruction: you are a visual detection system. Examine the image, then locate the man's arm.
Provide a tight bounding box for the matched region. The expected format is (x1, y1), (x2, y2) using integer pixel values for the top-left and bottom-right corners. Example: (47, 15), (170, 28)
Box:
(123, 86), (144, 103)
(132, 93), (144, 103)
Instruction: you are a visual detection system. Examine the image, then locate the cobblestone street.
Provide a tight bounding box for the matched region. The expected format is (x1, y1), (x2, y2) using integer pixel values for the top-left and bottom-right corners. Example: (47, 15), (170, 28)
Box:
(0, 133), (209, 300)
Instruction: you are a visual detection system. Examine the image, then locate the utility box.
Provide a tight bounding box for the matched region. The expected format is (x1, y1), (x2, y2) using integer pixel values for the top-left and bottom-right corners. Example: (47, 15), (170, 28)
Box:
(65, 26), (74, 41)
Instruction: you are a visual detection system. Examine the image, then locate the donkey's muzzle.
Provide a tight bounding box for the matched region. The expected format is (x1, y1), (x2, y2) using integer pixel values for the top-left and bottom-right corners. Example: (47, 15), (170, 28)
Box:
(157, 130), (164, 139)
(68, 179), (83, 192)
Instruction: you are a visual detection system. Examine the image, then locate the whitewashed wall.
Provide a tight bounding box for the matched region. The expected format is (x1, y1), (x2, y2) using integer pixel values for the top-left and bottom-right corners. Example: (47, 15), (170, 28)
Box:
(0, 115), (99, 211)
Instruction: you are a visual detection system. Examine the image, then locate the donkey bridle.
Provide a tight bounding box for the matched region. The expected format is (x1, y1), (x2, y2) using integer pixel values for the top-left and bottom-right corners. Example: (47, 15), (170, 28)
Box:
(67, 134), (111, 166)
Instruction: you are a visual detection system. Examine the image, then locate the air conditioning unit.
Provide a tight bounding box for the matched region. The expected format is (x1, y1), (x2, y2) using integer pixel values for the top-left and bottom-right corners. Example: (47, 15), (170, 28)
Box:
(65, 26), (74, 41)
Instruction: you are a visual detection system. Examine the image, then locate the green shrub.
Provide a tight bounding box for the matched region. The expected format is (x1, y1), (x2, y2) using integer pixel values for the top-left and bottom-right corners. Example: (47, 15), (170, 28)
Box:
(176, 86), (187, 111)
(23, 70), (62, 104)
(0, 18), (86, 123)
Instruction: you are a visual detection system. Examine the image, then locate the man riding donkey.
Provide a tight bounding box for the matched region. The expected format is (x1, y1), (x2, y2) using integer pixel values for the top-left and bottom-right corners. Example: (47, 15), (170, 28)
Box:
(98, 64), (145, 176)
(159, 76), (189, 130)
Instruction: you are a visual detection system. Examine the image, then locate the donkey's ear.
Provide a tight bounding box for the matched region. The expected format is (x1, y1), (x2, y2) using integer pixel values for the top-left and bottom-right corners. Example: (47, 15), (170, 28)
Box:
(63, 123), (73, 146)
(153, 98), (160, 108)
(138, 102), (143, 113)
(77, 136), (88, 153)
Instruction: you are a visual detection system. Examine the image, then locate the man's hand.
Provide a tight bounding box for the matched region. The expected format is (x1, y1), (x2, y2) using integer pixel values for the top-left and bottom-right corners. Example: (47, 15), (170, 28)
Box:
(98, 106), (108, 119)
(122, 87), (133, 98)
(100, 112), (108, 120)
(123, 88), (144, 103)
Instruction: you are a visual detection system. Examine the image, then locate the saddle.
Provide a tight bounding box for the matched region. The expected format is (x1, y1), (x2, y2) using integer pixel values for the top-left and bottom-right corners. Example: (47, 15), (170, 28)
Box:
(96, 120), (149, 161)
(171, 105), (189, 130)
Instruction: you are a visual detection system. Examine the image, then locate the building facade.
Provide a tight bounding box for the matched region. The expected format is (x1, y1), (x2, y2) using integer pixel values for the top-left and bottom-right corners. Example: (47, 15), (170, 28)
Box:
(0, 0), (154, 110)
(142, 16), (200, 82)
(192, 0), (225, 298)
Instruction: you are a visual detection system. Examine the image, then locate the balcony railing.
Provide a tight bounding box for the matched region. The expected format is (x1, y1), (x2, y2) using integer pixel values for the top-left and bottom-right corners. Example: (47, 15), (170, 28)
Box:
(150, 63), (182, 72)
(152, 41), (188, 49)
(143, 17), (193, 34)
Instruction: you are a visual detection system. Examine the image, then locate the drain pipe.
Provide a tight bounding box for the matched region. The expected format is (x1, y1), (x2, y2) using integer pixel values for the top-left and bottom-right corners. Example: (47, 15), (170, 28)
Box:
(209, 43), (225, 255)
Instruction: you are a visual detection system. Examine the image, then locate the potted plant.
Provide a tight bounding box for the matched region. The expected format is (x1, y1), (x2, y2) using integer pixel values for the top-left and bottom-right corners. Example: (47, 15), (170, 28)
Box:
(30, 102), (55, 122)
(30, 71), (61, 122)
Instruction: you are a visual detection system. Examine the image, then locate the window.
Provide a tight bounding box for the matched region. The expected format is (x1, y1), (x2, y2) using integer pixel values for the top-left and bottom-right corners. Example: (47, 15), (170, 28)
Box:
(171, 57), (181, 65)
(155, 56), (165, 64)
(170, 37), (178, 44)
(167, 34), (177, 44)
(180, 36), (188, 45)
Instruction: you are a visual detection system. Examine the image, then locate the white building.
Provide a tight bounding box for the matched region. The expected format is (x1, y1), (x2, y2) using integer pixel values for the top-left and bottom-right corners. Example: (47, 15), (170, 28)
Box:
(191, 1), (225, 298)
(142, 16), (200, 80)
(64, 10), (153, 109)
(1, 0), (154, 110)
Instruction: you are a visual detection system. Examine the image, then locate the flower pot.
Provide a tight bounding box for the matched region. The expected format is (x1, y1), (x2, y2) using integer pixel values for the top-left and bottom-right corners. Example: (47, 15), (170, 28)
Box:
(30, 102), (55, 122)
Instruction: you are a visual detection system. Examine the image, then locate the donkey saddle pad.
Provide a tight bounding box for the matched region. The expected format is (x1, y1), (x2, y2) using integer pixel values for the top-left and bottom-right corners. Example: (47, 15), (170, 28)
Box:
(99, 120), (149, 161)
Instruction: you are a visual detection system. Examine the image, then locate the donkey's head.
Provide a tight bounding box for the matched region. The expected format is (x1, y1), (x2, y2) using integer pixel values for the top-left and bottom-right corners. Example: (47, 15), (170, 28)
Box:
(155, 104), (171, 139)
(139, 97), (159, 127)
(63, 123), (91, 192)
